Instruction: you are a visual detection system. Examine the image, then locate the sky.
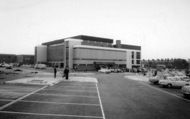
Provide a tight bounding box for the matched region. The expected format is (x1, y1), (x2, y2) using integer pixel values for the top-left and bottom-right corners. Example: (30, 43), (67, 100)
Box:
(0, 0), (190, 59)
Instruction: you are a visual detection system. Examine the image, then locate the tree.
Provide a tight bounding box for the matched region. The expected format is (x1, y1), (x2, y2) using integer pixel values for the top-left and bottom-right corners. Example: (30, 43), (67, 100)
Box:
(173, 59), (189, 69)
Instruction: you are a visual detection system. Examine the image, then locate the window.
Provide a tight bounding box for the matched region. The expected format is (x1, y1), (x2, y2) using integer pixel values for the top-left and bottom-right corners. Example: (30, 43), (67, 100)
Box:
(136, 52), (141, 59)
(136, 60), (141, 64)
(132, 60), (134, 64)
(132, 51), (134, 59)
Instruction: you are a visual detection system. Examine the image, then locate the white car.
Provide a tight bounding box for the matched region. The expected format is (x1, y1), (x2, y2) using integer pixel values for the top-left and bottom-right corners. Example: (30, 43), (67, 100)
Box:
(34, 64), (46, 69)
(159, 77), (190, 88)
(149, 74), (172, 84)
(3, 63), (13, 69)
(149, 76), (160, 84)
(181, 85), (190, 98)
(98, 68), (111, 73)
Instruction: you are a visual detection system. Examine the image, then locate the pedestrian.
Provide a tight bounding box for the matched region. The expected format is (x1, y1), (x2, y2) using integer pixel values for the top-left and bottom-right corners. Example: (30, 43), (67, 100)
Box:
(154, 69), (157, 76)
(64, 67), (69, 80)
(54, 66), (57, 78)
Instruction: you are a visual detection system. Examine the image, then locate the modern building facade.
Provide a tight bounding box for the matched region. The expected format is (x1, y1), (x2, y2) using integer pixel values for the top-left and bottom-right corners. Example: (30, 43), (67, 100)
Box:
(35, 35), (141, 71)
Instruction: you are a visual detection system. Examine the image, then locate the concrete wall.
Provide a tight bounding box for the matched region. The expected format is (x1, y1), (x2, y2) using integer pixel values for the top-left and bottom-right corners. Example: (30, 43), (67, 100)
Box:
(64, 38), (83, 69)
(35, 45), (47, 63)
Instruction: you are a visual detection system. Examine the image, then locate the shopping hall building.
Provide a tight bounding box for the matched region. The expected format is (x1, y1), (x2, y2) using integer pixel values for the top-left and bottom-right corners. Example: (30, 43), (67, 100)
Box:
(35, 35), (141, 71)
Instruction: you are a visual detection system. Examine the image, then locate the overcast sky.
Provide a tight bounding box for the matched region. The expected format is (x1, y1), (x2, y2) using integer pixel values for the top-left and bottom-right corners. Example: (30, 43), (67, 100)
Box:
(0, 0), (190, 59)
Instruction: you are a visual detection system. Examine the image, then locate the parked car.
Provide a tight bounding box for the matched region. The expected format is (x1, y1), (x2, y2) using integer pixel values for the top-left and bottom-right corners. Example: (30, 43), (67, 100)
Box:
(181, 85), (190, 98)
(2, 63), (13, 69)
(149, 76), (160, 84)
(159, 77), (190, 88)
(34, 64), (46, 69)
(98, 68), (111, 73)
(109, 68), (122, 73)
(109, 68), (115, 72)
(149, 73), (172, 84)
(114, 68), (122, 73)
(0, 63), (3, 67)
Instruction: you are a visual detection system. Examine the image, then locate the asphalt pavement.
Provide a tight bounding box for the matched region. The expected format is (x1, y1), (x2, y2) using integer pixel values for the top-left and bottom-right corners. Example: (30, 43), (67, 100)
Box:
(0, 80), (103, 119)
(96, 73), (190, 119)
(1, 73), (190, 119)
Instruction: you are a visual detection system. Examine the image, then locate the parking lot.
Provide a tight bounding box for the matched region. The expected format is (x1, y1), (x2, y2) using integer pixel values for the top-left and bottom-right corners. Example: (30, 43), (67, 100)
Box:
(1, 73), (190, 119)
(0, 80), (104, 119)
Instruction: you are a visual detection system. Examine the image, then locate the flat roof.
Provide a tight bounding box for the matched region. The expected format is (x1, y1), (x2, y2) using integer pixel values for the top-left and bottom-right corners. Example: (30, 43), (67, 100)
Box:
(42, 38), (65, 45)
(113, 44), (141, 50)
(121, 44), (141, 50)
(42, 35), (114, 45)
(71, 35), (113, 43)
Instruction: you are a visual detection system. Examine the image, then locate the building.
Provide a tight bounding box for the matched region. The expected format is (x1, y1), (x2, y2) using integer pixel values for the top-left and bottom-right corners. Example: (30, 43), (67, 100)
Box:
(0, 54), (34, 65)
(35, 35), (141, 71)
(0, 54), (17, 63)
(17, 55), (34, 65)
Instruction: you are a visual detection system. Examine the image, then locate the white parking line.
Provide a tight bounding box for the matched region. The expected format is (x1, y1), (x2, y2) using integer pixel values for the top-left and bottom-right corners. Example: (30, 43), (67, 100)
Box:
(0, 110), (103, 119)
(34, 93), (99, 98)
(19, 100), (100, 106)
(0, 86), (47, 111)
(139, 81), (190, 102)
(96, 84), (106, 119)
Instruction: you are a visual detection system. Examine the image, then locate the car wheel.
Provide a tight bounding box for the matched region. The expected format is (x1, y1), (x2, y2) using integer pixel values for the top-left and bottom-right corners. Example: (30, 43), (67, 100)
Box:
(153, 81), (159, 85)
(162, 85), (167, 88)
(167, 84), (172, 88)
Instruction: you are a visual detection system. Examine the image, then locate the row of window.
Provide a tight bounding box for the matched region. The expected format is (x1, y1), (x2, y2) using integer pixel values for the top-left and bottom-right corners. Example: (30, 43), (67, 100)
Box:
(132, 60), (141, 65)
(82, 40), (112, 47)
(132, 51), (141, 59)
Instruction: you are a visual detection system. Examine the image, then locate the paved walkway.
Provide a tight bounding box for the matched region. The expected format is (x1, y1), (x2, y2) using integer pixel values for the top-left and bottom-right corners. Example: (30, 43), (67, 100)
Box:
(6, 76), (97, 86)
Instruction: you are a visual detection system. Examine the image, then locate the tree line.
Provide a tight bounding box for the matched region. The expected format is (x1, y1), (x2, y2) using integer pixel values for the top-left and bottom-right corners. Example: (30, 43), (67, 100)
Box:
(142, 58), (189, 70)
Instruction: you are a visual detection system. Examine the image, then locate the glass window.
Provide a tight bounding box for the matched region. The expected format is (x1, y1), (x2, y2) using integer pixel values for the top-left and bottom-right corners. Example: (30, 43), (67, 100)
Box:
(132, 51), (134, 59)
(136, 52), (141, 59)
(132, 60), (134, 64)
(136, 60), (141, 64)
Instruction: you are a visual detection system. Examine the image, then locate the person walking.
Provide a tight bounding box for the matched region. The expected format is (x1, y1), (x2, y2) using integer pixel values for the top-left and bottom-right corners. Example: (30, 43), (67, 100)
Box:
(64, 67), (69, 80)
(54, 66), (57, 78)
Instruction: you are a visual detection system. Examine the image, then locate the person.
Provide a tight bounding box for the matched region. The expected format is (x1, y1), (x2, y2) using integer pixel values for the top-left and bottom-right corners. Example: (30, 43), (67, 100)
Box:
(153, 69), (157, 76)
(64, 67), (69, 80)
(54, 66), (57, 78)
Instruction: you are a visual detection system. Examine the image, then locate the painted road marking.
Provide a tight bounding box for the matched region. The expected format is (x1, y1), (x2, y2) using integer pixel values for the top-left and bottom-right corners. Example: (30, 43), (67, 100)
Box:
(34, 93), (99, 98)
(18, 100), (100, 106)
(0, 110), (103, 119)
(0, 86), (47, 110)
(96, 84), (106, 119)
(138, 81), (190, 102)
(0, 79), (103, 118)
